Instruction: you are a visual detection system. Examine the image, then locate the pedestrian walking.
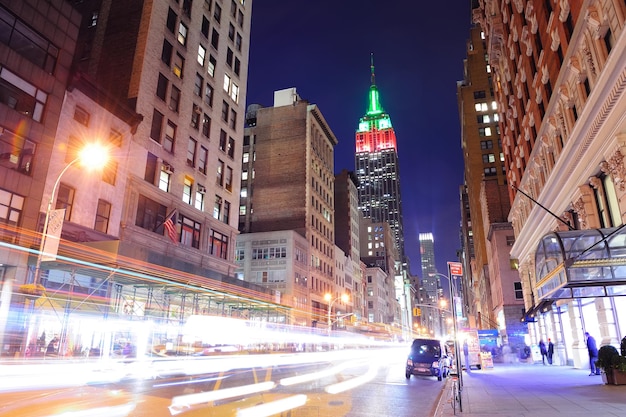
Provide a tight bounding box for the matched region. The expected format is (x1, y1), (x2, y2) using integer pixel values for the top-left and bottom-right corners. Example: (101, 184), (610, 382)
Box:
(547, 338), (554, 365)
(585, 332), (600, 375)
(463, 340), (470, 372)
(539, 340), (547, 365)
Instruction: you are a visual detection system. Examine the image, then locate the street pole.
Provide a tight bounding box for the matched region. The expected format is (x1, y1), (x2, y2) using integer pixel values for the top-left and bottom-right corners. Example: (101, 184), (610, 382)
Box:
(325, 293), (348, 336)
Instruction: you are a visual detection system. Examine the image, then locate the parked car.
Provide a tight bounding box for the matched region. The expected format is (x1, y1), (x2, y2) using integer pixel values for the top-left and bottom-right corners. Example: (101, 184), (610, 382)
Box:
(406, 338), (448, 381)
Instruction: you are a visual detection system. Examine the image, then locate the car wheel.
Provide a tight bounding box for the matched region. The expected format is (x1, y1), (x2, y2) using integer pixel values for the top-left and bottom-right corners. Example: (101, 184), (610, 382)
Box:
(405, 371), (411, 379)
(438, 375), (442, 381)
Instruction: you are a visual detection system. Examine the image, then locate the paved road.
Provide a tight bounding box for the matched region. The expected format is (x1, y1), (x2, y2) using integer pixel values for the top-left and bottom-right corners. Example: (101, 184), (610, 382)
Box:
(434, 363), (626, 417)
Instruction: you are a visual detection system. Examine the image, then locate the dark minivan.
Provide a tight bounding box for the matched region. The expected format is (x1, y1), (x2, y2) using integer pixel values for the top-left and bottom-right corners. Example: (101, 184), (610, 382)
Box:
(405, 338), (447, 381)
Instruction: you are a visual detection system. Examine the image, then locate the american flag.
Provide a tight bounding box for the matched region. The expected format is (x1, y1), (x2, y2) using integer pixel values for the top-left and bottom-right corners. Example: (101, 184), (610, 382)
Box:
(163, 209), (178, 243)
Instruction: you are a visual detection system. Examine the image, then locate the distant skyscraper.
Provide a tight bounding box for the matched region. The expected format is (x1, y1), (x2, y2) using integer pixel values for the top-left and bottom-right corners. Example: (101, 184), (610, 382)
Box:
(419, 233), (438, 303)
(354, 55), (405, 259)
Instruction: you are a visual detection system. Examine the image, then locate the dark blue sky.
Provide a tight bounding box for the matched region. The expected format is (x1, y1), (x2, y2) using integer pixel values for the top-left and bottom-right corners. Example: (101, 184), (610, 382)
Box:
(245, 1), (472, 276)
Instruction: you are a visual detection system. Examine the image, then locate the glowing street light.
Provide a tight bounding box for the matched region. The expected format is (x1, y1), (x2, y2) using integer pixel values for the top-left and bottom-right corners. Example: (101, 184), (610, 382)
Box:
(32, 143), (109, 289)
(324, 293), (349, 335)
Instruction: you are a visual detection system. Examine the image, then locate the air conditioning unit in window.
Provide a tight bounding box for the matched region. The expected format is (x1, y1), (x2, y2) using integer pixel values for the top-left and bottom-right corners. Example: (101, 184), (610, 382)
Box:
(162, 162), (174, 174)
(197, 184), (206, 193)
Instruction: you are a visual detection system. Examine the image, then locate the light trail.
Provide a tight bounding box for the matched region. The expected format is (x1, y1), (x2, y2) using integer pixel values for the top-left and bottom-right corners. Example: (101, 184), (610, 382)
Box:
(235, 394), (308, 417)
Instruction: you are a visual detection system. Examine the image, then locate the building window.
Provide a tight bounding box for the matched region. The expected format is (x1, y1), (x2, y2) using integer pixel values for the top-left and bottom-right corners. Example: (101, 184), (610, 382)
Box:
(0, 188), (24, 226)
(216, 159), (224, 186)
(159, 165), (172, 192)
(161, 39), (173, 65)
(182, 176), (193, 204)
(514, 282), (523, 299)
(173, 52), (184, 78)
(482, 153), (495, 163)
(228, 24), (235, 42)
(204, 82), (214, 106)
(182, 0), (192, 17)
(474, 102), (488, 112)
(235, 33), (242, 51)
(201, 16), (210, 37)
(207, 55), (216, 77)
(102, 160), (117, 185)
(240, 187), (247, 198)
(157, 73), (168, 100)
(197, 44), (206, 66)
(195, 187), (205, 211)
(239, 205), (246, 215)
(56, 183), (75, 221)
(74, 106), (90, 126)
(223, 73), (231, 93)
(135, 194), (167, 232)
(145, 152), (157, 184)
(209, 229), (228, 259)
(213, 195), (222, 219)
(166, 8), (177, 33)
(94, 199), (111, 233)
(177, 22), (188, 46)
(202, 113), (211, 137)
(194, 73), (203, 96)
(219, 129), (227, 151)
(229, 109), (237, 129)
(221, 101), (229, 122)
(506, 235), (515, 246)
(150, 109), (164, 143)
(211, 28), (219, 49)
(0, 68), (47, 122)
(230, 83), (239, 103)
(187, 137), (197, 167)
(0, 127), (36, 174)
(234, 57), (240, 76)
(191, 104), (200, 129)
(227, 137), (235, 158)
(180, 215), (201, 249)
(164, 120), (176, 152)
(198, 146), (208, 174)
(223, 201), (230, 224)
(169, 85), (180, 112)
(213, 3), (222, 23)
(480, 140), (493, 150)
(225, 166), (233, 191)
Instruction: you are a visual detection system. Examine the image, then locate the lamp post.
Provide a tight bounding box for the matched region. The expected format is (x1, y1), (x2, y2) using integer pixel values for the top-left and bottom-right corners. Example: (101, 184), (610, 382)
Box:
(324, 293), (348, 336)
(32, 143), (109, 289)
(430, 271), (462, 387)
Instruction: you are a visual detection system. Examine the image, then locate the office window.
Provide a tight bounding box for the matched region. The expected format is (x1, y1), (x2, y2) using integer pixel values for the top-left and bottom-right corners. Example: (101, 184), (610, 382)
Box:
(514, 282), (523, 299)
(194, 73), (203, 96)
(180, 215), (201, 249)
(0, 68), (47, 122)
(183, 176), (193, 204)
(480, 140), (493, 150)
(207, 55), (217, 78)
(159, 166), (172, 192)
(164, 120), (176, 152)
(216, 159), (224, 186)
(482, 153), (495, 163)
(150, 109), (164, 143)
(225, 166), (233, 191)
(219, 129), (227, 151)
(204, 82), (214, 106)
(234, 57), (240, 76)
(161, 39), (173, 65)
(474, 102), (488, 112)
(227, 137), (235, 158)
(242, 152), (249, 163)
(0, 127), (36, 174)
(226, 48), (234, 69)
(145, 152), (158, 184)
(209, 229), (228, 259)
(213, 195), (222, 219)
(229, 109), (237, 129)
(239, 205), (246, 215)
(191, 104), (200, 129)
(102, 160), (117, 185)
(240, 187), (247, 198)
(173, 52), (184, 78)
(223, 73), (231, 93)
(228, 24), (235, 42)
(195, 187), (205, 211)
(201, 16), (210, 37)
(135, 194), (166, 232)
(56, 183), (75, 221)
(221, 101), (229, 122)
(0, 188), (24, 226)
(182, 0), (192, 17)
(198, 146), (208, 174)
(231, 83), (239, 103)
(197, 44), (206, 66)
(177, 22), (188, 46)
(211, 28), (219, 49)
(187, 137), (197, 167)
(166, 8), (177, 33)
(223, 201), (230, 224)
(235, 33), (242, 51)
(74, 106), (90, 126)
(237, 10), (244, 27)
(213, 3), (221, 22)
(169, 85), (180, 112)
(199, 114), (210, 138)
(94, 199), (111, 233)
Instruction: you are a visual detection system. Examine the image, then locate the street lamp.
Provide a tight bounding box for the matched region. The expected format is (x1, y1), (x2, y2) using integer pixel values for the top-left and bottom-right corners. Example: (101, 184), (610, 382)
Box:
(324, 293), (349, 335)
(32, 143), (109, 289)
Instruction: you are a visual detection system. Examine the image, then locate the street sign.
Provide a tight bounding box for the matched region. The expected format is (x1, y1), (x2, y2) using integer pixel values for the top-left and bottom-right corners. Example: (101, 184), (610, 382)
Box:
(448, 262), (463, 276)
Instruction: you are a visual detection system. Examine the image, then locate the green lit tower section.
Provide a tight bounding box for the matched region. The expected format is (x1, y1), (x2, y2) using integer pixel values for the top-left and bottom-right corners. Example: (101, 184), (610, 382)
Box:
(355, 55), (405, 259)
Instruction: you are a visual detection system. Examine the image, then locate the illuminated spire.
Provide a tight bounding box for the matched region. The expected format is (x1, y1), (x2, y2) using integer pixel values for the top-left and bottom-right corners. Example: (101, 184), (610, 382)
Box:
(367, 53), (384, 115)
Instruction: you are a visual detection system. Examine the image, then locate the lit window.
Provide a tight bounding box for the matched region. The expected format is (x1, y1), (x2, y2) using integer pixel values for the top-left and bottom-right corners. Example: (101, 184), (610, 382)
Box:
(242, 152), (249, 163)
(485, 127), (492, 136)
(240, 187), (247, 198)
(241, 171), (248, 180)
(177, 22), (188, 45)
(239, 205), (246, 215)
(197, 45), (206, 65)
(231, 83), (239, 103)
(183, 177), (193, 204)
(491, 101), (497, 110)
(195, 188), (205, 211)
(223, 73), (231, 93)
(486, 64), (491, 73)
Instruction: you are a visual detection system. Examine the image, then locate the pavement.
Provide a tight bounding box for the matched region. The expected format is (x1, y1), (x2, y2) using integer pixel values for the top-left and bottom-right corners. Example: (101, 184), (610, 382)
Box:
(432, 362), (626, 416)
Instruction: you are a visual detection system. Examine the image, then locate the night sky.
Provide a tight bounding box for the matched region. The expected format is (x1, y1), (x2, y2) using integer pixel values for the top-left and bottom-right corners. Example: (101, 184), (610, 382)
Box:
(245, 1), (473, 277)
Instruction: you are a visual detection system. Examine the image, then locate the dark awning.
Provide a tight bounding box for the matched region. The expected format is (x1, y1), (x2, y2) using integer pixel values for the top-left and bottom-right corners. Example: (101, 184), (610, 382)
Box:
(521, 299), (554, 323)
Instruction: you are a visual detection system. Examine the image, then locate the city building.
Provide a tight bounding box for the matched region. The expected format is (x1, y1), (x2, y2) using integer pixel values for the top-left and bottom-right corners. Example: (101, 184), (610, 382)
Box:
(354, 56), (405, 260)
(419, 232), (439, 304)
(457, 24), (525, 347)
(473, 0), (626, 367)
(239, 88), (339, 327)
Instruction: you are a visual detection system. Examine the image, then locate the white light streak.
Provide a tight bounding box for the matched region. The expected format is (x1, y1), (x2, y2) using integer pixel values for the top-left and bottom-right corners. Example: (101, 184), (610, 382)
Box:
(236, 394), (308, 417)
(169, 381), (275, 415)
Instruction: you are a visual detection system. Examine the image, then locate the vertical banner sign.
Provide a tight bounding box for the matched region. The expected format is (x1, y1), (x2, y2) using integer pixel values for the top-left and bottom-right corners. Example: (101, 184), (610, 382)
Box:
(42, 209), (65, 261)
(448, 262), (463, 276)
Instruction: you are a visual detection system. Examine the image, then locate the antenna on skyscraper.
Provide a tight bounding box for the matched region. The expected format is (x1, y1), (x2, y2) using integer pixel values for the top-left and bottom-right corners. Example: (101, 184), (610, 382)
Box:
(370, 52), (376, 86)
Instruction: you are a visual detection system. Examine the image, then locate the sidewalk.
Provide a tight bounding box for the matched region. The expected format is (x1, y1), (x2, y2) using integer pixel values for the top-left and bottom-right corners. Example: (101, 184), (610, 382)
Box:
(433, 363), (626, 416)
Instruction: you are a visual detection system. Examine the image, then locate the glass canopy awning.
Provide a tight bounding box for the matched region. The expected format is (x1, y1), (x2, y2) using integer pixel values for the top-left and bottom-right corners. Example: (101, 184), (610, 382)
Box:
(534, 226), (626, 302)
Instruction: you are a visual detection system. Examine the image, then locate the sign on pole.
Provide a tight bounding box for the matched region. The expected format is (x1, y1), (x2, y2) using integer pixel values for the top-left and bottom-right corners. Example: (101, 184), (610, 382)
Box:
(42, 209), (65, 261)
(448, 261), (463, 276)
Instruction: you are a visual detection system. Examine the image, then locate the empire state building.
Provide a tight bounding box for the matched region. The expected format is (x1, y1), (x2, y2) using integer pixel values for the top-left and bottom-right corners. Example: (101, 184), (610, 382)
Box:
(355, 56), (405, 259)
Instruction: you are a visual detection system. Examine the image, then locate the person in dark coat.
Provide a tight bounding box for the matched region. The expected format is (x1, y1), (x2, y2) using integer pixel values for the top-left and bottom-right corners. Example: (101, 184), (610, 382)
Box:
(547, 339), (554, 365)
(585, 332), (600, 375)
(539, 340), (547, 365)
